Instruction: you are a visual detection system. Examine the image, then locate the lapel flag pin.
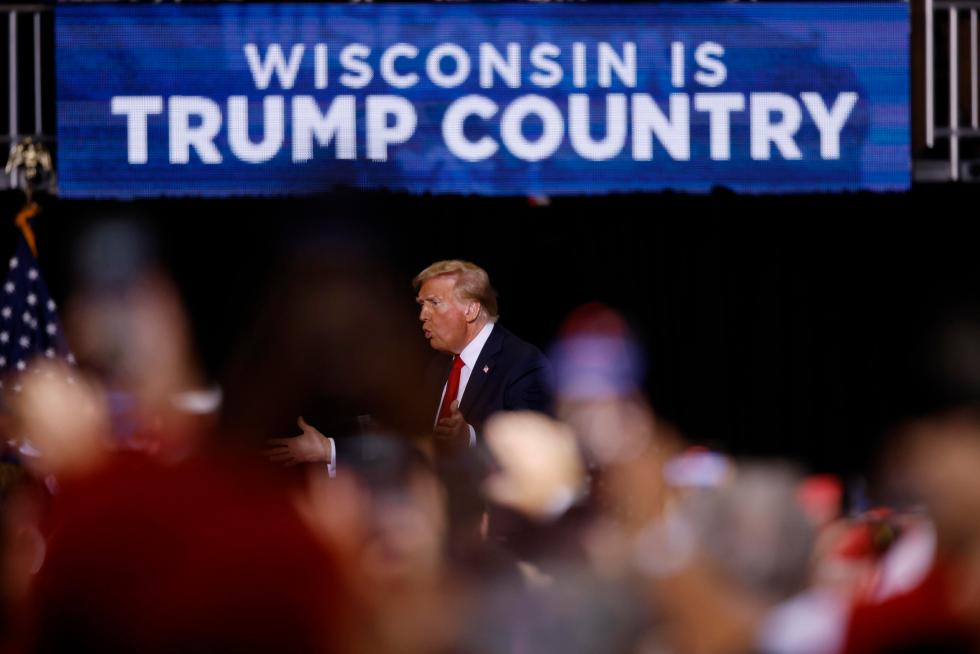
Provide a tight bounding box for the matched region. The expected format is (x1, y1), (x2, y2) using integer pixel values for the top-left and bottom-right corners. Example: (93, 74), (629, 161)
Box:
(483, 365), (490, 374)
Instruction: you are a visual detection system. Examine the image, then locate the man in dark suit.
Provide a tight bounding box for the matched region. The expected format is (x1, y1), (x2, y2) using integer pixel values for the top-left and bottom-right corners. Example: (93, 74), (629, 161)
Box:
(264, 259), (553, 472)
(414, 260), (553, 452)
(415, 260), (554, 550)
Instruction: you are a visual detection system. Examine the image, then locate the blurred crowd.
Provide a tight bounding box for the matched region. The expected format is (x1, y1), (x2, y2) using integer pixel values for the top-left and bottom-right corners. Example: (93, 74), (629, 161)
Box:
(0, 225), (979, 654)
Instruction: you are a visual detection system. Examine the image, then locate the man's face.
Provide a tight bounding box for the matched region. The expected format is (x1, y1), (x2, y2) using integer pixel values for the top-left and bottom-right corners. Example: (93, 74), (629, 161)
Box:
(417, 275), (471, 354)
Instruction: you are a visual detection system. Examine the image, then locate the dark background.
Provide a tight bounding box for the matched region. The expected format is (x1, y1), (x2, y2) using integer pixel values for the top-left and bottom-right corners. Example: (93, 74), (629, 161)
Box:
(1, 186), (975, 479)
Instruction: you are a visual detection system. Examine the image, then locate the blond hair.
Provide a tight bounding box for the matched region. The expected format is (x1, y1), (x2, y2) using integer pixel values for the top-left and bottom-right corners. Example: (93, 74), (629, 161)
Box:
(413, 260), (499, 319)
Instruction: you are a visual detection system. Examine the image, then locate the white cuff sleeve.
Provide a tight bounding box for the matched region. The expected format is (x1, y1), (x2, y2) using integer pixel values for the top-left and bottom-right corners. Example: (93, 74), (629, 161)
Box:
(468, 424), (476, 448)
(327, 437), (337, 478)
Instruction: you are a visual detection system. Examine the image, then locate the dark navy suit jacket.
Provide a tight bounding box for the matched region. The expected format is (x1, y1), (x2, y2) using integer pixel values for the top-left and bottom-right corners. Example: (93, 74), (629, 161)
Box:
(424, 323), (554, 436)
(425, 323), (554, 543)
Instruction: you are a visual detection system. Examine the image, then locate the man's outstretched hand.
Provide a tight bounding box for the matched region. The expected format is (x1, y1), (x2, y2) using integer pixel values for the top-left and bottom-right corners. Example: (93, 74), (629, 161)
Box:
(264, 417), (333, 466)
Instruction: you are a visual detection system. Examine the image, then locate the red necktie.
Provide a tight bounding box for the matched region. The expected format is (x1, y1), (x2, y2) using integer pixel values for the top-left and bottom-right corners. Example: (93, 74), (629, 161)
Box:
(438, 356), (465, 421)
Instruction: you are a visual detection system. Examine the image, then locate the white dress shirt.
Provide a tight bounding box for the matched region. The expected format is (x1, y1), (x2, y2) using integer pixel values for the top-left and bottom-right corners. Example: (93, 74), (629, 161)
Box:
(326, 437), (336, 477)
(436, 321), (495, 444)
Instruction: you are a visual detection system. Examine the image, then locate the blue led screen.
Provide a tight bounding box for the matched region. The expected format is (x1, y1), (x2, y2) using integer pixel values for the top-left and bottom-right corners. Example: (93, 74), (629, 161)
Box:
(56, 3), (910, 197)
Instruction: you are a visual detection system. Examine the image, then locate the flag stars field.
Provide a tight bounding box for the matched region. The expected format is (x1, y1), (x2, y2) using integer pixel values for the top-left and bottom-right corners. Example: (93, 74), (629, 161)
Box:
(0, 243), (75, 382)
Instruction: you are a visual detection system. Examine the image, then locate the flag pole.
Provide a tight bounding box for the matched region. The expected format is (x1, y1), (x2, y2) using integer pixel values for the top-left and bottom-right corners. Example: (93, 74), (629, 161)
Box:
(14, 201), (39, 257)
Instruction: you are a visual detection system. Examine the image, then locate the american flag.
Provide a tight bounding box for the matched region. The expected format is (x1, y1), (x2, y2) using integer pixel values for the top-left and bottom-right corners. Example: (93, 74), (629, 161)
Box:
(0, 237), (74, 394)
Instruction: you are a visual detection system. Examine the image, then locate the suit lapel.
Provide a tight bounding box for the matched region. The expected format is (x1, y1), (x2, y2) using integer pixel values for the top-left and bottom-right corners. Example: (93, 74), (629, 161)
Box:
(459, 324), (505, 418)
